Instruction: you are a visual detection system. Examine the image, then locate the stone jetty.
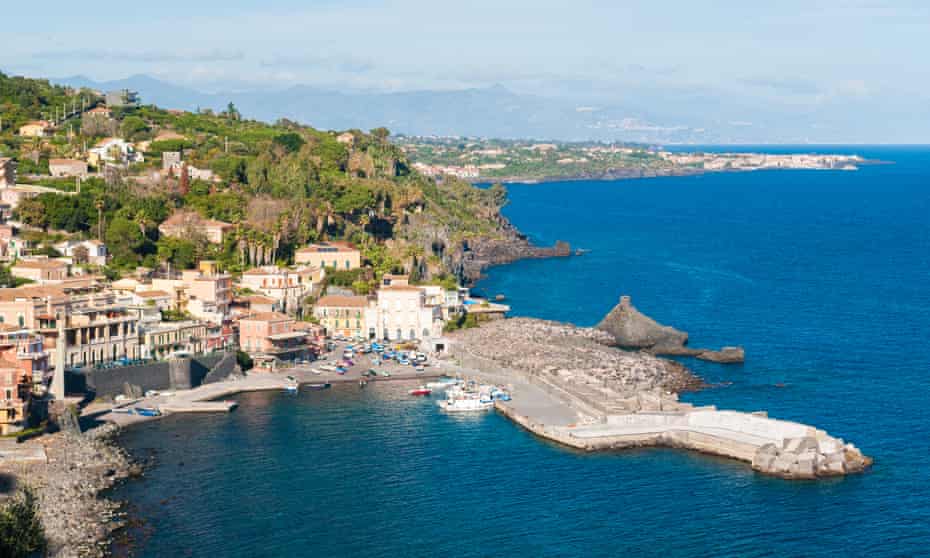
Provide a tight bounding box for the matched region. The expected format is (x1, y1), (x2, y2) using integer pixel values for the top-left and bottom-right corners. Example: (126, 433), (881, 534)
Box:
(446, 318), (870, 479)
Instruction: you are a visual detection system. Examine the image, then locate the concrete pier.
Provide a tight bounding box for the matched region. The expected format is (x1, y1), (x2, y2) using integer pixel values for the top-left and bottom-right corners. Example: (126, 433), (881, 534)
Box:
(443, 318), (872, 480)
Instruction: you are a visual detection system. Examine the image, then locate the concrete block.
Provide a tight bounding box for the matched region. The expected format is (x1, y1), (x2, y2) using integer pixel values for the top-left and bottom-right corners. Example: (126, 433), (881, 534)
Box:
(773, 455), (795, 473)
(796, 457), (816, 478)
(783, 436), (818, 454)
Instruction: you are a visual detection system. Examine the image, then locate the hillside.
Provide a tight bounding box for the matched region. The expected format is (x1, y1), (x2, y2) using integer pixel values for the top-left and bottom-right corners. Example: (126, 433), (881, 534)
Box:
(0, 71), (536, 287)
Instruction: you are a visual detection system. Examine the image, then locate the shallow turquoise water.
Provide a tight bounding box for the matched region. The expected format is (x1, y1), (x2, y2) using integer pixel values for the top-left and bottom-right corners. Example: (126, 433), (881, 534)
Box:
(112, 146), (930, 556)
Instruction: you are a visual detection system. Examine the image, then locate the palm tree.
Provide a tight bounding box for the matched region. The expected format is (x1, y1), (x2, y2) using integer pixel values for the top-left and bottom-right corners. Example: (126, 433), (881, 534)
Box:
(95, 198), (105, 241)
(134, 209), (149, 237)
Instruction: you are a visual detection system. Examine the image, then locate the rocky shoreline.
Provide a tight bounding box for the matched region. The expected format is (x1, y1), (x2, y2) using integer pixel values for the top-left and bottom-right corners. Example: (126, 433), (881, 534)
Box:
(0, 422), (141, 558)
(457, 221), (573, 283)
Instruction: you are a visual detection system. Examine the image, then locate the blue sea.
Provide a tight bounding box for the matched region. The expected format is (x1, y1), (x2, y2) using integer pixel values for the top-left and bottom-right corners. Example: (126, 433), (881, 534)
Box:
(111, 146), (930, 557)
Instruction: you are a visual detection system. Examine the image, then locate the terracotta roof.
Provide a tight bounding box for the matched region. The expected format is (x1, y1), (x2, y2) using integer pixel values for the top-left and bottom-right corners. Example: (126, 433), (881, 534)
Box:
(241, 312), (290, 322)
(87, 106), (111, 114)
(243, 295), (277, 305)
(380, 285), (423, 292)
(12, 260), (67, 270)
(0, 285), (66, 302)
(49, 159), (86, 166)
(315, 295), (369, 308)
(135, 290), (170, 298)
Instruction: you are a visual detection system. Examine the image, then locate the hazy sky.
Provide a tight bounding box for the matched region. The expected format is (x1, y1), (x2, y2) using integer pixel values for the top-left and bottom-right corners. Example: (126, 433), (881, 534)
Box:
(4, 1), (929, 141)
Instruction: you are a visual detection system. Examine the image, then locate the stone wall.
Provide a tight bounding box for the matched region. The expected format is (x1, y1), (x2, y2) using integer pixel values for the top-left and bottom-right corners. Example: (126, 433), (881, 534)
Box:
(68, 352), (236, 398)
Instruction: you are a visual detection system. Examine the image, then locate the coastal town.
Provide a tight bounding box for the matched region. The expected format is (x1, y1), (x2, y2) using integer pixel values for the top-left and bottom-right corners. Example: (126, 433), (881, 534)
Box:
(398, 136), (865, 182)
(0, 74), (873, 557)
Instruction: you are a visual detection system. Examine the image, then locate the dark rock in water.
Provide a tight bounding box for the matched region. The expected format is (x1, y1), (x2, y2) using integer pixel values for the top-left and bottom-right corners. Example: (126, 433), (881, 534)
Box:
(696, 346), (745, 364)
(596, 295), (745, 364)
(495, 294), (506, 301)
(595, 296), (689, 351)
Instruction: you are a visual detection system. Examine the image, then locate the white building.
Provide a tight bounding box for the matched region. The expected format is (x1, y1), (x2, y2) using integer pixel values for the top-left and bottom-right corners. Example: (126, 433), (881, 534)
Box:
(53, 239), (107, 266)
(88, 137), (143, 167)
(238, 265), (322, 314)
(374, 285), (443, 342)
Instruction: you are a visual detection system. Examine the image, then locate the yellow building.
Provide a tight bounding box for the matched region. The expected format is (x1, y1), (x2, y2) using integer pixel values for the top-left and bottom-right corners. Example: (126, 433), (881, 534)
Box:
(295, 242), (361, 271)
(313, 295), (370, 339)
(18, 121), (51, 137)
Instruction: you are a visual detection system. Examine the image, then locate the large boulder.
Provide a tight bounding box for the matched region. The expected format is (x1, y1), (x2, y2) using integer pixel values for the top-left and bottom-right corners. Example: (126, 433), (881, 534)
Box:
(595, 296), (689, 350)
(696, 346), (745, 364)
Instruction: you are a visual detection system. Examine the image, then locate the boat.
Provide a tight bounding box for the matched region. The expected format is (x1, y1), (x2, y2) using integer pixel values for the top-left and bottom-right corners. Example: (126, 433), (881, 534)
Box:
(409, 386), (432, 396)
(283, 383), (299, 393)
(437, 395), (494, 412)
(134, 406), (162, 417)
(306, 382), (331, 390)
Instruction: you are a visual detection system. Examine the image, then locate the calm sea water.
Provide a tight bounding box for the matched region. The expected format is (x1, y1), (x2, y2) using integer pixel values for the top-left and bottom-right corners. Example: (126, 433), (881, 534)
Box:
(111, 146), (930, 557)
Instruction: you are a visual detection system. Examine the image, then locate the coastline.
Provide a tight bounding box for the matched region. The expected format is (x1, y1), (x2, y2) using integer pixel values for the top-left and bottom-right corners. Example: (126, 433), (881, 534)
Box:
(467, 159), (888, 186)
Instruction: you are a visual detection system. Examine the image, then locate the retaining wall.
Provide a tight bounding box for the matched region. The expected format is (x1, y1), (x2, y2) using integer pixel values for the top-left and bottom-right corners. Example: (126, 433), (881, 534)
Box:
(69, 352), (236, 398)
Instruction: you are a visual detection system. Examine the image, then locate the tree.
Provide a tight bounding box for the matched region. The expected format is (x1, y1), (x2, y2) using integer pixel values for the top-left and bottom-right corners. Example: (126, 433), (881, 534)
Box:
(120, 115), (149, 139)
(370, 127), (390, 143)
(105, 216), (144, 268)
(0, 487), (47, 557)
(12, 197), (48, 230)
(156, 236), (197, 270)
(72, 244), (89, 265)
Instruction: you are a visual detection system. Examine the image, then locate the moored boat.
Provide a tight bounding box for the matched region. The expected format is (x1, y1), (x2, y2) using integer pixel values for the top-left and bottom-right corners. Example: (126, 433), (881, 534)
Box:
(306, 382), (331, 390)
(134, 406), (162, 417)
(409, 386), (432, 396)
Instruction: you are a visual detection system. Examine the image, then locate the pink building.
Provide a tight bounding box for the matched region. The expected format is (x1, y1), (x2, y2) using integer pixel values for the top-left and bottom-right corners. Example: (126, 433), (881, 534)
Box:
(238, 312), (309, 367)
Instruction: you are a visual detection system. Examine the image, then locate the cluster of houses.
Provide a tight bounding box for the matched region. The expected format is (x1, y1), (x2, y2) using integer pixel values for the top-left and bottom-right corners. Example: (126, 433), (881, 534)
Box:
(0, 225), (509, 434)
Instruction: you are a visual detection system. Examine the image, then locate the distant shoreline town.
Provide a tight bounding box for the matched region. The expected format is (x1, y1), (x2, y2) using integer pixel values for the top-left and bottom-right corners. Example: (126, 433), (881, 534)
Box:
(397, 136), (869, 183)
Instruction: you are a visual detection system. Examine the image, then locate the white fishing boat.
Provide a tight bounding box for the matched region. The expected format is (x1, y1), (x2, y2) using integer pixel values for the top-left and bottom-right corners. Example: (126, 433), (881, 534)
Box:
(437, 386), (494, 412)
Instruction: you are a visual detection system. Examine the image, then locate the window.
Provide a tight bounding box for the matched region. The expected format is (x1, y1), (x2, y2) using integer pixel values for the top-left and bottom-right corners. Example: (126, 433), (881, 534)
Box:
(17, 315), (24, 328)
(345, 260), (350, 269)
(409, 329), (415, 340)
(395, 329), (401, 340)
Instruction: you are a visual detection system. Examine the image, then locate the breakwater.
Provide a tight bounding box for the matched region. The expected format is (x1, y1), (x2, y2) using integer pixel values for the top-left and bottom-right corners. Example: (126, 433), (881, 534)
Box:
(447, 317), (871, 479)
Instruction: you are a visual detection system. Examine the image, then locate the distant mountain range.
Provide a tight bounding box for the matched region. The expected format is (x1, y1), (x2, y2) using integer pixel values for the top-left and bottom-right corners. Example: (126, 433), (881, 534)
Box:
(55, 74), (739, 143)
(54, 74), (895, 144)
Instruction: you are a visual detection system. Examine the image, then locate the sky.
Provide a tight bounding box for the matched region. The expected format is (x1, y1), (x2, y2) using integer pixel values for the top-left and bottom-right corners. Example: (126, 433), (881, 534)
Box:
(3, 0), (929, 142)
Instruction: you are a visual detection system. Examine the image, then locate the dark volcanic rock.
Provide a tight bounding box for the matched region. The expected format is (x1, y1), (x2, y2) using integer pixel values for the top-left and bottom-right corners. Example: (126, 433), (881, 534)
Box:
(596, 295), (745, 364)
(595, 296), (689, 351)
(696, 346), (746, 364)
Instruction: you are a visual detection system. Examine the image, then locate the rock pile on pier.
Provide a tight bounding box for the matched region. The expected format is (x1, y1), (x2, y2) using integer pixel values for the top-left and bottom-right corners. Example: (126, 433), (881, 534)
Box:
(752, 435), (872, 479)
(449, 317), (702, 396)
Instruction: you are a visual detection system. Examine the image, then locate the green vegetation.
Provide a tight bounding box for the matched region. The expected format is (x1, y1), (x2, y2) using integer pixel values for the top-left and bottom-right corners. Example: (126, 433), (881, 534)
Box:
(443, 312), (480, 332)
(0, 487), (46, 558)
(236, 350), (254, 372)
(1, 73), (513, 282)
